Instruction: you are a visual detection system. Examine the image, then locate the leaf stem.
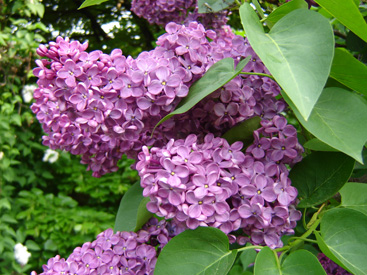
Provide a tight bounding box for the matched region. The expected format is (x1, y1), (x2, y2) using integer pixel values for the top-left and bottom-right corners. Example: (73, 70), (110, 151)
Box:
(240, 71), (275, 80)
(237, 245), (263, 252)
(251, 0), (266, 20)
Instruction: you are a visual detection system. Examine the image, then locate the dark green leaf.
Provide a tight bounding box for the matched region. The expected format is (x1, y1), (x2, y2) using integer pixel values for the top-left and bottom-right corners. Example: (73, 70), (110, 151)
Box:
(78, 0), (109, 10)
(289, 151), (355, 208)
(154, 57), (251, 130)
(320, 208), (367, 274)
(198, 0), (235, 13)
(314, 0), (367, 43)
(240, 4), (334, 120)
(222, 116), (261, 146)
(154, 227), (237, 275)
(330, 48), (367, 96)
(283, 87), (367, 163)
(265, 0), (308, 29)
(239, 248), (257, 271)
(340, 182), (367, 216)
(114, 182), (153, 232)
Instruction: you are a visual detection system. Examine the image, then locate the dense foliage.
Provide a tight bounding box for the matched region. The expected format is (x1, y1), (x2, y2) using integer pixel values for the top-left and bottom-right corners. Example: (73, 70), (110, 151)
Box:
(1, 0), (367, 274)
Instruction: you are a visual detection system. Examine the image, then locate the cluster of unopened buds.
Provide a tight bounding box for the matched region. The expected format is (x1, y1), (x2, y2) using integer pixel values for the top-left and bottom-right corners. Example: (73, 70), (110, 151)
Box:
(31, 17), (304, 274)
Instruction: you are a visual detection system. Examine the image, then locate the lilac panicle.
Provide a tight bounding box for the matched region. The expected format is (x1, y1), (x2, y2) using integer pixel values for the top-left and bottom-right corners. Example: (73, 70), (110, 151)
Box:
(31, 218), (183, 275)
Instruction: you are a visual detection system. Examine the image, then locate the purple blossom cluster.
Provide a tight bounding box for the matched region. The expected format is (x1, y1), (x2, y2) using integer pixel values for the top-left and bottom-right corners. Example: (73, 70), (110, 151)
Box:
(131, 0), (229, 29)
(131, 0), (195, 26)
(136, 119), (303, 248)
(31, 21), (283, 177)
(31, 218), (183, 275)
(318, 253), (352, 275)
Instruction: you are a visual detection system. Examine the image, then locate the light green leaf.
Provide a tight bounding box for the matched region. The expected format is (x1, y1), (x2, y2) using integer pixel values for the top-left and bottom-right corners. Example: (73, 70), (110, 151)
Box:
(240, 4), (334, 120)
(154, 227), (237, 275)
(283, 87), (367, 163)
(314, 0), (367, 43)
(154, 57), (251, 130)
(340, 182), (367, 216)
(303, 138), (338, 152)
(240, 248), (257, 271)
(197, 0), (235, 13)
(265, 0), (308, 29)
(330, 48), (367, 96)
(289, 151), (355, 208)
(320, 208), (367, 274)
(114, 182), (153, 232)
(254, 247), (280, 275)
(78, 0), (109, 9)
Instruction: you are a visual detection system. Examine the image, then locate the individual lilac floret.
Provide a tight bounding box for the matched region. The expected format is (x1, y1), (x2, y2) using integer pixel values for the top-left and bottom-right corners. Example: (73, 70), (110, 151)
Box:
(31, 218), (183, 275)
(317, 253), (352, 275)
(136, 132), (302, 248)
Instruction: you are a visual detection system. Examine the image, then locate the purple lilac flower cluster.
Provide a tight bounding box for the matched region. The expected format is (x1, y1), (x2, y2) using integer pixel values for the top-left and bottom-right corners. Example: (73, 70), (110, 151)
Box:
(31, 218), (183, 275)
(318, 253), (352, 275)
(131, 0), (229, 30)
(136, 121), (303, 248)
(31, 21), (282, 177)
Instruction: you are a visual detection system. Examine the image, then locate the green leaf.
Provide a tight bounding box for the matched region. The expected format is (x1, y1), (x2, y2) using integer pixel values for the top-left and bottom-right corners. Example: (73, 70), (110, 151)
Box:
(154, 227), (237, 275)
(78, 0), (109, 9)
(289, 151), (355, 208)
(154, 57), (251, 130)
(281, 250), (326, 275)
(314, 0), (367, 43)
(222, 116), (261, 146)
(320, 208), (367, 274)
(330, 48), (367, 96)
(339, 182), (367, 216)
(240, 4), (334, 120)
(254, 247), (280, 275)
(315, 231), (349, 271)
(265, 0), (308, 29)
(303, 138), (338, 152)
(197, 0), (235, 13)
(240, 248), (257, 271)
(283, 87), (367, 163)
(26, 240), (41, 251)
(114, 182), (153, 232)
(254, 247), (326, 275)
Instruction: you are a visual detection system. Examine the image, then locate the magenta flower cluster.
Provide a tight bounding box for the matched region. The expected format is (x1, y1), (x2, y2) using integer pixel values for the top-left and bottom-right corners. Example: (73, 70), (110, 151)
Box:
(318, 253), (352, 275)
(31, 218), (183, 275)
(131, 0), (229, 29)
(31, 21), (284, 177)
(136, 116), (303, 248)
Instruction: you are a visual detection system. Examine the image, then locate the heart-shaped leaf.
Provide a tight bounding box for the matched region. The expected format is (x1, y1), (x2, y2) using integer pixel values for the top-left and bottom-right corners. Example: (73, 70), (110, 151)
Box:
(330, 48), (367, 96)
(320, 208), (367, 274)
(289, 151), (355, 208)
(314, 0), (367, 43)
(154, 227), (237, 275)
(340, 182), (367, 216)
(254, 247), (326, 275)
(240, 4), (334, 120)
(283, 87), (367, 163)
(265, 0), (307, 29)
(114, 182), (153, 232)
